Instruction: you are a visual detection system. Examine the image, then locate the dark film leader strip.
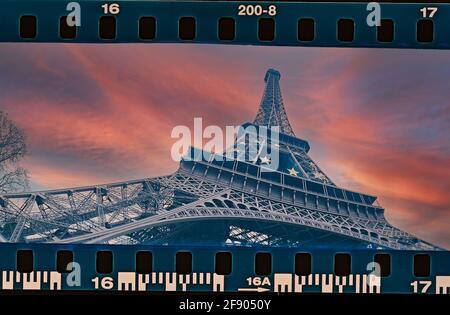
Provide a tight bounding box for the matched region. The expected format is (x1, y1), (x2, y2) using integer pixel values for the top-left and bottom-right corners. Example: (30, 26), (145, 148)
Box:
(19, 11), (436, 43)
(15, 248), (431, 278)
(0, 1), (448, 48)
(4, 243), (448, 293)
(20, 14), (434, 43)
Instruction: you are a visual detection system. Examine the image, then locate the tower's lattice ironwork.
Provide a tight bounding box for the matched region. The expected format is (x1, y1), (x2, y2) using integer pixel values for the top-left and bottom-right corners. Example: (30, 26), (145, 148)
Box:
(0, 70), (441, 250)
(253, 69), (295, 137)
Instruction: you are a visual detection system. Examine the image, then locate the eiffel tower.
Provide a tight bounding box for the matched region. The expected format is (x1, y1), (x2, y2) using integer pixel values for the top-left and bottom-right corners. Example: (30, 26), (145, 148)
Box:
(0, 69), (441, 250)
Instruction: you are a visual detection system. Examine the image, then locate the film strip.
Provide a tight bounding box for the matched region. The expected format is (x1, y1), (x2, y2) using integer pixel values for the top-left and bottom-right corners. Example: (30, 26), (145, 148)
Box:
(0, 0), (449, 297)
(0, 1), (448, 48)
(1, 244), (449, 294)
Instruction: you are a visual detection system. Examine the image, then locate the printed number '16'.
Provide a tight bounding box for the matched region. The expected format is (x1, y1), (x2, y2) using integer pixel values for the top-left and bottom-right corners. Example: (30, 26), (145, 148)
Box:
(102, 3), (120, 14)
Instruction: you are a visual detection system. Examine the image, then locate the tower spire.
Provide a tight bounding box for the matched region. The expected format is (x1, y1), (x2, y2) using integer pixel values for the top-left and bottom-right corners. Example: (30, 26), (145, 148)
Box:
(253, 69), (295, 136)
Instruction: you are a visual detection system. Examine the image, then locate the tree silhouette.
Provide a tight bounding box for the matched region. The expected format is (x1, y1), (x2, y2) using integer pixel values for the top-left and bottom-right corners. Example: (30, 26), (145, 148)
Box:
(0, 111), (29, 193)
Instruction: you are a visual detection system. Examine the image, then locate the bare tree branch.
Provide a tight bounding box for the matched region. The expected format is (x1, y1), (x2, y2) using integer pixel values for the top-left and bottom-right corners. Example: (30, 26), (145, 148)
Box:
(0, 167), (29, 193)
(0, 111), (29, 193)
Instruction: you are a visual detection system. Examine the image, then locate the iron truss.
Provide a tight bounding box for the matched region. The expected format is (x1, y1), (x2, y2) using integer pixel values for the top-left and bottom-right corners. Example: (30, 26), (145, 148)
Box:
(0, 168), (438, 250)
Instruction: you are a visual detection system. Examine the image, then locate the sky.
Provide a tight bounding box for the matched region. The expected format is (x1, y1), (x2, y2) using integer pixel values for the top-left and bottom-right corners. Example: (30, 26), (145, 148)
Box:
(0, 43), (449, 248)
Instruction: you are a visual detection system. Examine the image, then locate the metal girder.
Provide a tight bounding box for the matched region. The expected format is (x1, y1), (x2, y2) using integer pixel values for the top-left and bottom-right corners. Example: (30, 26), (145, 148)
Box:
(0, 175), (189, 242)
(38, 181), (432, 250)
(0, 167), (437, 250)
(9, 195), (36, 242)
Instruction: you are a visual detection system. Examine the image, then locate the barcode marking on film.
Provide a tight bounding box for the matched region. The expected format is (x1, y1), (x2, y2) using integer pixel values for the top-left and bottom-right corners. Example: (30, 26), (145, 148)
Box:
(436, 276), (450, 294)
(1, 271), (61, 290)
(1, 270), (450, 293)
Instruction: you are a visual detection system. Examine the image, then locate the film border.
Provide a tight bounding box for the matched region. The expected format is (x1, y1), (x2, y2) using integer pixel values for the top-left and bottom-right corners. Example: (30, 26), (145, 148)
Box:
(0, 1), (448, 48)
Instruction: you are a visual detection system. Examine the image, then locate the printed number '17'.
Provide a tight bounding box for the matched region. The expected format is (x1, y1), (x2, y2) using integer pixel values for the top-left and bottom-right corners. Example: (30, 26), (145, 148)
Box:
(420, 7), (438, 18)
